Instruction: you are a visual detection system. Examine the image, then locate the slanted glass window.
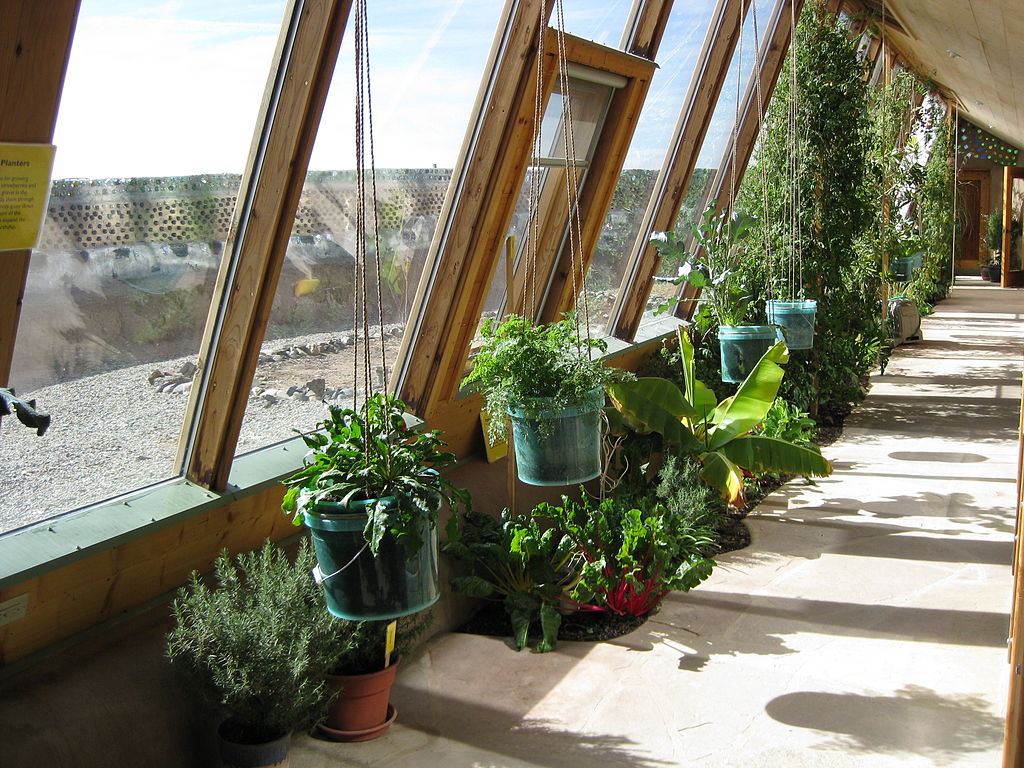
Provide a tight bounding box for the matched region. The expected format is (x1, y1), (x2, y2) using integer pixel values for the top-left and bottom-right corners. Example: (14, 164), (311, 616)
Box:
(233, 1), (502, 453)
(642, 0), (776, 328)
(0, 0), (283, 533)
(580, 0), (720, 334)
(478, 72), (615, 332)
(562, 0), (634, 47)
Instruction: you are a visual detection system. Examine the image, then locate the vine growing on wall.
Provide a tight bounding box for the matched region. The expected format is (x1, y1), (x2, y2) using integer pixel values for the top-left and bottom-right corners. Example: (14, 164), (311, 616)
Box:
(737, 0), (879, 415)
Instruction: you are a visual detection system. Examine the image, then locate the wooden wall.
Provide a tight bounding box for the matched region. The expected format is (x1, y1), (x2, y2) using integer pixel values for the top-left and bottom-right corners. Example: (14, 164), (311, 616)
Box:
(0, 487), (294, 666)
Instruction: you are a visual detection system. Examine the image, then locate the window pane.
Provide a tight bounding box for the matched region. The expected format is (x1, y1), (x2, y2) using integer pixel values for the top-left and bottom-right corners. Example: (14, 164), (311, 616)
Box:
(0, 1), (283, 533)
(580, 0), (720, 333)
(478, 77), (614, 332)
(642, 0), (776, 327)
(234, 1), (502, 453)
(562, 0), (634, 47)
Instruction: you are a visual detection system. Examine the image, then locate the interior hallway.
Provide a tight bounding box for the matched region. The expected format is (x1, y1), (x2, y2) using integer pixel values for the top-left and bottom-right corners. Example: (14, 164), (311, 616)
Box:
(294, 277), (1024, 767)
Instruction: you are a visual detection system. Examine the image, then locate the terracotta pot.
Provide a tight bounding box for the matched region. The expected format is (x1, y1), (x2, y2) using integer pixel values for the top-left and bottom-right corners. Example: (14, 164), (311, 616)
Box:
(318, 659), (399, 742)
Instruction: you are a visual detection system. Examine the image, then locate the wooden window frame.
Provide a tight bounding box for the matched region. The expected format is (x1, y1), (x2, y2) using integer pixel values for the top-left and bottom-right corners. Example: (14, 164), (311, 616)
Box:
(179, 0), (354, 491)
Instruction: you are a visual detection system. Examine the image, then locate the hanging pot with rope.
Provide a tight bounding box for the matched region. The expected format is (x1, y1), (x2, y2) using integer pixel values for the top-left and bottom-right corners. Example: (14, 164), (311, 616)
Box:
(766, 299), (817, 350)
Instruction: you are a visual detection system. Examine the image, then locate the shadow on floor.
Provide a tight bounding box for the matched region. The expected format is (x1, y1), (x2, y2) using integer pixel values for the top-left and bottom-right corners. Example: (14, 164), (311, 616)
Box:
(765, 685), (1003, 765)
(376, 687), (676, 768)
(676, 590), (1008, 648)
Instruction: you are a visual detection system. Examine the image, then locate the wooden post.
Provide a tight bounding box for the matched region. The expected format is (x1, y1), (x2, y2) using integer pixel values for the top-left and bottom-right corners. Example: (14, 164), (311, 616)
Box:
(180, 0), (354, 490)
(0, 1), (80, 387)
(393, 0), (556, 420)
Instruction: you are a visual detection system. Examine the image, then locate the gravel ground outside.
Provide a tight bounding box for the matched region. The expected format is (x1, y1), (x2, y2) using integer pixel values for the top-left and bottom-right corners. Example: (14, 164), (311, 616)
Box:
(0, 330), (404, 534)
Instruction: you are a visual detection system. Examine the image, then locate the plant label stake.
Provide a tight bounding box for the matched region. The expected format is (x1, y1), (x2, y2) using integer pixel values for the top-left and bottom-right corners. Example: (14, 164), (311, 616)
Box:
(384, 620), (397, 668)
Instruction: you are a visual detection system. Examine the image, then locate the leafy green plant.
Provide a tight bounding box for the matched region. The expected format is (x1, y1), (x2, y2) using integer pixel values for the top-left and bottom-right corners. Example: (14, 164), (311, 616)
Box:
(757, 398), (818, 448)
(166, 540), (346, 744)
(463, 313), (629, 445)
(654, 454), (729, 533)
(444, 507), (581, 653)
(650, 203), (756, 326)
(281, 392), (469, 557)
(607, 328), (832, 507)
(987, 209), (1004, 256)
(533, 494), (716, 617)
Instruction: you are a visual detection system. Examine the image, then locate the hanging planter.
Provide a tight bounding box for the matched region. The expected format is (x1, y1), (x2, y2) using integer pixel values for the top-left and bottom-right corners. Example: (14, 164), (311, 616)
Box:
(304, 499), (440, 621)
(463, 314), (629, 487)
(282, 394), (469, 621)
(718, 325), (775, 383)
(766, 299), (817, 350)
(509, 387), (604, 486)
(890, 252), (923, 282)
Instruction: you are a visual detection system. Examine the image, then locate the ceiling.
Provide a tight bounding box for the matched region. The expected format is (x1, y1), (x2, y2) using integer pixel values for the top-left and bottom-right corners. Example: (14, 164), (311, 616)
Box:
(869, 0), (1023, 150)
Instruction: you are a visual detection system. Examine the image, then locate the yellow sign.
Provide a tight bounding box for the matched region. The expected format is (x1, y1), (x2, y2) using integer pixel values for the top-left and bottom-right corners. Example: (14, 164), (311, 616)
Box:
(0, 143), (56, 252)
(383, 620), (397, 668)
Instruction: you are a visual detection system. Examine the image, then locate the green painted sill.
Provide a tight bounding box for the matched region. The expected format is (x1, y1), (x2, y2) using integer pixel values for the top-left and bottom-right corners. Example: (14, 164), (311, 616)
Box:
(0, 320), (683, 593)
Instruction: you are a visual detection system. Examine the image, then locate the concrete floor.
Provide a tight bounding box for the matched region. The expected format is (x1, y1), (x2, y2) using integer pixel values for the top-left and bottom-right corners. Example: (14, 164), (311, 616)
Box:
(294, 278), (1023, 767)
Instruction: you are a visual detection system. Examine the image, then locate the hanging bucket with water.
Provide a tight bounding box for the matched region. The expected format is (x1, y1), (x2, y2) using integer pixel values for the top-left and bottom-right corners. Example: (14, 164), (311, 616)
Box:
(719, 325), (775, 384)
(766, 299), (818, 350)
(509, 387), (604, 486)
(890, 252), (923, 282)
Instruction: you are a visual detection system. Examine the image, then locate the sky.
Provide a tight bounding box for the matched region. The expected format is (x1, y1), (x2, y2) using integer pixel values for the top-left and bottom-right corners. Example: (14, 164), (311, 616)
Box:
(51, 0), (766, 181)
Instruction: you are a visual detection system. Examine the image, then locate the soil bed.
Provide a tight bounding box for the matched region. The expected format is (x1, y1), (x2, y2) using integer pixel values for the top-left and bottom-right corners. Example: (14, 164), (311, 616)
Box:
(455, 600), (650, 644)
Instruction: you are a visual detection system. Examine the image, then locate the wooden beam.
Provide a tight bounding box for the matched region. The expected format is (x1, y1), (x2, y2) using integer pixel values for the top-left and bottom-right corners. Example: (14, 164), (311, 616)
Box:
(0, 0), (80, 387)
(622, 0), (675, 61)
(1005, 368), (1024, 768)
(667, 0), (803, 323)
(180, 0), (353, 490)
(608, 0), (749, 340)
(394, 0), (556, 421)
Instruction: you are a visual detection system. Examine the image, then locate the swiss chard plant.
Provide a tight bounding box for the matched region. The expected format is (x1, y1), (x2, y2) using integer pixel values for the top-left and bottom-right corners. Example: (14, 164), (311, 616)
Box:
(533, 494), (716, 617)
(607, 328), (832, 507)
(445, 507), (581, 653)
(281, 392), (469, 558)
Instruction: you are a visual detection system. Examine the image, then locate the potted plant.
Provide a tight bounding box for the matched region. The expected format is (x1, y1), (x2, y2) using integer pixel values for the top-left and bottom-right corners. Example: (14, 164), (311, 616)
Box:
(607, 327), (832, 508)
(651, 203), (774, 383)
(462, 313), (629, 486)
(281, 392), (469, 621)
(318, 611), (432, 742)
(166, 540), (347, 768)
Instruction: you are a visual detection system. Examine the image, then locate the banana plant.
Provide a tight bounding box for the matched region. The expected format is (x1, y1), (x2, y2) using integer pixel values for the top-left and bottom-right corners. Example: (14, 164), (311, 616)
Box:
(607, 328), (832, 507)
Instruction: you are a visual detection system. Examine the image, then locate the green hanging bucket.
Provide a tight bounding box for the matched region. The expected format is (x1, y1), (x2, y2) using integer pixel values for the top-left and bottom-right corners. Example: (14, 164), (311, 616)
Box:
(718, 325), (775, 384)
(509, 387), (604, 486)
(891, 252), (923, 282)
(303, 498), (440, 621)
(766, 299), (817, 350)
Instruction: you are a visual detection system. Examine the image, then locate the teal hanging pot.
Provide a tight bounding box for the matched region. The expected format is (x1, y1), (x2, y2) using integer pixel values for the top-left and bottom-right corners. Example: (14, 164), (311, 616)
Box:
(718, 325), (775, 384)
(766, 299), (817, 350)
(891, 252), (923, 282)
(508, 387), (604, 486)
(303, 497), (440, 621)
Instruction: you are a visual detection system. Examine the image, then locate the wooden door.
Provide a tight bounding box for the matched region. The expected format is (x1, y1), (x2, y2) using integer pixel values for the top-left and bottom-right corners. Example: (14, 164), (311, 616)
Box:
(958, 170), (990, 274)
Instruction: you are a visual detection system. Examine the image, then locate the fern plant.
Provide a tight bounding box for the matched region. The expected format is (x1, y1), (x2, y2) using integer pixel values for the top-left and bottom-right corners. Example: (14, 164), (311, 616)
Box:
(463, 313), (629, 445)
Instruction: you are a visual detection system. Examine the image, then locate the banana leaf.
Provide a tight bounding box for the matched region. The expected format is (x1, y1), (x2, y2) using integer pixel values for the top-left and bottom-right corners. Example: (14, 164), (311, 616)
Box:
(708, 342), (789, 449)
(697, 450), (747, 508)
(606, 378), (704, 454)
(719, 435), (832, 477)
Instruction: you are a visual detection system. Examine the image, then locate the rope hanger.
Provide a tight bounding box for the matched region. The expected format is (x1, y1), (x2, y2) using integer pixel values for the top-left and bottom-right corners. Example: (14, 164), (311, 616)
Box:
(520, 0), (593, 349)
(351, 0), (389, 411)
